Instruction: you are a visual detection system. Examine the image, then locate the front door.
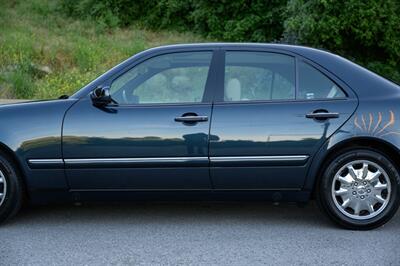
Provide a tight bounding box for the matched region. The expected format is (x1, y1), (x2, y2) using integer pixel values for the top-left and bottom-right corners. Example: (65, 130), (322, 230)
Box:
(209, 50), (358, 189)
(63, 51), (215, 189)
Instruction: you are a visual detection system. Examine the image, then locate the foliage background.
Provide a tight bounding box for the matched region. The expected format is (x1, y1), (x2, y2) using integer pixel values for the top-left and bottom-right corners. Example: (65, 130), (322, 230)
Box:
(1, 0), (399, 99)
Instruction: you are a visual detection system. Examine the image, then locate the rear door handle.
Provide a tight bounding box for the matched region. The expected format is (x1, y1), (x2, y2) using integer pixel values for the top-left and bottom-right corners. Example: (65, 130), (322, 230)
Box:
(306, 112), (339, 119)
(174, 115), (208, 122)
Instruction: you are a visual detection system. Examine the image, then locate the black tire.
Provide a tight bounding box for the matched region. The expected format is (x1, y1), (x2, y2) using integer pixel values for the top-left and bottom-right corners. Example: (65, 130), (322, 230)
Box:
(317, 148), (400, 230)
(0, 151), (25, 224)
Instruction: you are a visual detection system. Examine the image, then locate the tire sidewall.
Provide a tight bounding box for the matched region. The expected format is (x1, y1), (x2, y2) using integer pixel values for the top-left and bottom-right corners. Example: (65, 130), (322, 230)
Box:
(0, 153), (23, 222)
(319, 149), (400, 229)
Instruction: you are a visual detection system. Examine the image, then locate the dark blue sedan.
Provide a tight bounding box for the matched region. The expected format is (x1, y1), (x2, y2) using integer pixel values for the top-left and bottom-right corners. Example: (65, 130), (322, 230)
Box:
(0, 43), (399, 229)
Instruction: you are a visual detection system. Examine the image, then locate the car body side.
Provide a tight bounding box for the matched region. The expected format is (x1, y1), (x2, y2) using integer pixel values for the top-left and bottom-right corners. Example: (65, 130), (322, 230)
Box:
(1, 43), (400, 204)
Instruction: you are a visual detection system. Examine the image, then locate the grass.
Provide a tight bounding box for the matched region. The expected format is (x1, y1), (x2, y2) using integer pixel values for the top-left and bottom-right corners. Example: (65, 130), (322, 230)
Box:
(0, 0), (206, 99)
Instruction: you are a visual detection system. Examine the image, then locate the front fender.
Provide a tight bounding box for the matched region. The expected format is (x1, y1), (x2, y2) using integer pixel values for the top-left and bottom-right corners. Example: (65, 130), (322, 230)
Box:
(0, 99), (78, 190)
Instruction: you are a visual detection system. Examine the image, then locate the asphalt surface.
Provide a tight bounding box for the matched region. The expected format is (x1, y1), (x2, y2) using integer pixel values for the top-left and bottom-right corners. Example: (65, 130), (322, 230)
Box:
(0, 201), (399, 265)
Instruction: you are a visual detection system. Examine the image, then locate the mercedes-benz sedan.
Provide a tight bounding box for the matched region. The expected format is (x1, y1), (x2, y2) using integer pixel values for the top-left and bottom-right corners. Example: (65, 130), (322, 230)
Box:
(0, 43), (399, 230)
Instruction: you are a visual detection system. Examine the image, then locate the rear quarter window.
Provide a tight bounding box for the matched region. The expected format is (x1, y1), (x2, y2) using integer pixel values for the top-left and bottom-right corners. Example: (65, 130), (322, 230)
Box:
(298, 61), (346, 100)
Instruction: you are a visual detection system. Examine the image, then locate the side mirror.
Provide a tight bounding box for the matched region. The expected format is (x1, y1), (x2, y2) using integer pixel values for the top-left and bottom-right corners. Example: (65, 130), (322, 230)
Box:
(90, 86), (112, 106)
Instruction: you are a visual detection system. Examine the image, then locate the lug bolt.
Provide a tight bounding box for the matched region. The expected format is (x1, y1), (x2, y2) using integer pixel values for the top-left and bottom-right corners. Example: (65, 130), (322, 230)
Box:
(354, 182), (358, 186)
(360, 195), (365, 199)
(367, 189), (371, 193)
(352, 191), (357, 195)
(363, 181), (367, 185)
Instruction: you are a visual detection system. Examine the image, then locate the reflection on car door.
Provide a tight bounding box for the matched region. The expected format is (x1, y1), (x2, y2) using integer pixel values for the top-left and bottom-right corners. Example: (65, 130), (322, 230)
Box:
(209, 51), (358, 189)
(62, 51), (215, 189)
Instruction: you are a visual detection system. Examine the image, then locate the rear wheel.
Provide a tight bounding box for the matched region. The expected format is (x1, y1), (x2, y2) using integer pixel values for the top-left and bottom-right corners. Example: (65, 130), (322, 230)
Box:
(317, 148), (400, 230)
(0, 152), (24, 224)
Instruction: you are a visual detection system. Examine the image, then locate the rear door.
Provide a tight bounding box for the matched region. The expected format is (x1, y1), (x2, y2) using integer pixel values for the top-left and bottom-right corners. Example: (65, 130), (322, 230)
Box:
(209, 49), (358, 189)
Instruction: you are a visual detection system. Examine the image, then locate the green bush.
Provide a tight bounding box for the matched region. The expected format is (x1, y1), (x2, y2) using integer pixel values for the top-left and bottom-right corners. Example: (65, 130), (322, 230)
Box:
(284, 0), (400, 83)
(188, 0), (285, 42)
(0, 0), (202, 99)
(1, 0), (399, 99)
(58, 0), (400, 84)
(58, 0), (286, 42)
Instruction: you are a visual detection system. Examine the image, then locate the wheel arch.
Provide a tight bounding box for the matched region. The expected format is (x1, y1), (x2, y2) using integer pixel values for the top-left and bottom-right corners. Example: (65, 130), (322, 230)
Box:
(0, 142), (28, 196)
(308, 136), (400, 197)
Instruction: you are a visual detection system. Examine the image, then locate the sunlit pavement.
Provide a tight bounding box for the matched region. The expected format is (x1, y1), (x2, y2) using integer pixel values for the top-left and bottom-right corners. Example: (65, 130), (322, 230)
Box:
(1, 201), (399, 265)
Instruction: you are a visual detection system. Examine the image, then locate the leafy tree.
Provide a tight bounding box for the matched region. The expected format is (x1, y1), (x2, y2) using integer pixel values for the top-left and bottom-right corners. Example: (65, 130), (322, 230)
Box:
(284, 0), (400, 82)
(59, 0), (400, 83)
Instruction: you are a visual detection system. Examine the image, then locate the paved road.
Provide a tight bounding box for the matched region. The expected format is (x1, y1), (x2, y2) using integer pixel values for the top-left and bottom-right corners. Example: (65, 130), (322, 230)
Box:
(0, 201), (399, 265)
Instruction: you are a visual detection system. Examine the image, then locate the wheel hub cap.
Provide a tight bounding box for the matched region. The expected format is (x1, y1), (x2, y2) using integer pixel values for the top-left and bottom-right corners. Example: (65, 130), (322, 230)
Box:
(331, 160), (391, 220)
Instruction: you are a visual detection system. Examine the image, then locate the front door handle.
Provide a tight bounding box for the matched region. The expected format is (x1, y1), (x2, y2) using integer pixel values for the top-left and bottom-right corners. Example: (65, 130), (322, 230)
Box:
(306, 111), (339, 119)
(174, 115), (208, 123)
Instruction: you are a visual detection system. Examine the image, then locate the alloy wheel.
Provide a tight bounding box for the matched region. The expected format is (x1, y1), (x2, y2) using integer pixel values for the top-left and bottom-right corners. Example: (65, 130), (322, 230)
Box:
(331, 160), (391, 220)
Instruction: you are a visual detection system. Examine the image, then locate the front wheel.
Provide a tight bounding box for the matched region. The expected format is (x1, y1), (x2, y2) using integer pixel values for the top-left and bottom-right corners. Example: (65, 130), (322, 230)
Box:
(317, 148), (400, 230)
(0, 152), (24, 224)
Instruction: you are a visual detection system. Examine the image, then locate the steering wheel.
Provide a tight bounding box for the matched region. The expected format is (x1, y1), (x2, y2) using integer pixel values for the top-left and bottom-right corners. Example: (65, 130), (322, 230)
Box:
(121, 89), (139, 104)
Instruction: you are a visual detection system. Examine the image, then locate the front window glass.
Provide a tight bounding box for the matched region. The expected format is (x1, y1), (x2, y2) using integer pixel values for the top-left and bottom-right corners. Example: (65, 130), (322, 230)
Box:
(110, 52), (212, 104)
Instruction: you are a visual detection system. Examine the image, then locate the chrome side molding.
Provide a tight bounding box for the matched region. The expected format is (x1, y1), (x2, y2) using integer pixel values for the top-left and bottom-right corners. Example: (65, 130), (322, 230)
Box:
(210, 155), (309, 162)
(64, 157), (207, 164)
(27, 155), (309, 168)
(28, 159), (64, 164)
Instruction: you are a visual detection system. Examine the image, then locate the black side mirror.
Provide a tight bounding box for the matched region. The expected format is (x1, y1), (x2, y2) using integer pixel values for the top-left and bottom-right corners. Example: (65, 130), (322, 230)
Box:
(58, 94), (69, 99)
(91, 86), (113, 106)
